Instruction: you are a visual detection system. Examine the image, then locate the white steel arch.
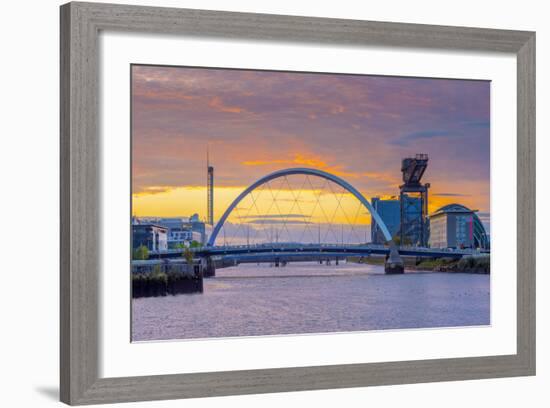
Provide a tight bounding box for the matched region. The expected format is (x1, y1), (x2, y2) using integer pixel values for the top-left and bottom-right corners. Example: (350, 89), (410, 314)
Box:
(207, 168), (393, 247)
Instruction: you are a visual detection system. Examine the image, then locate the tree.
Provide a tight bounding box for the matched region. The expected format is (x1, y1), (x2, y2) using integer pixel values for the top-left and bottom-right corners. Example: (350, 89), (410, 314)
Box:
(393, 234), (412, 246)
(189, 240), (202, 249)
(183, 247), (194, 264)
(133, 245), (149, 260)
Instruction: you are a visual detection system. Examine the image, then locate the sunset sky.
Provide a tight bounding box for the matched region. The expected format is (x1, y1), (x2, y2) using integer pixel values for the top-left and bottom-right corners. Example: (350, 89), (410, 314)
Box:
(131, 65), (490, 241)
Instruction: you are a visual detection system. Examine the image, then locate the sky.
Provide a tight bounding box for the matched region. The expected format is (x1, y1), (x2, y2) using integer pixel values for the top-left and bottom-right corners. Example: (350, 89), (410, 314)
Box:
(131, 65), (490, 243)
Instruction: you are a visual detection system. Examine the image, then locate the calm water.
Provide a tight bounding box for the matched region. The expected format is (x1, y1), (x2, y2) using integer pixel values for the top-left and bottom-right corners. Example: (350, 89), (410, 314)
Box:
(132, 262), (490, 341)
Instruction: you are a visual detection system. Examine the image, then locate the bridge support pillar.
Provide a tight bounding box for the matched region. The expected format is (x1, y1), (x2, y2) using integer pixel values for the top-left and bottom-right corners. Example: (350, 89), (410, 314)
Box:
(203, 257), (216, 277)
(385, 243), (405, 274)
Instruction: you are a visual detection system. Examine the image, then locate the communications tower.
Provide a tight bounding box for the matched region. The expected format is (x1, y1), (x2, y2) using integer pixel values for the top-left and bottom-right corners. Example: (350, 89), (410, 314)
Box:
(207, 146), (214, 226)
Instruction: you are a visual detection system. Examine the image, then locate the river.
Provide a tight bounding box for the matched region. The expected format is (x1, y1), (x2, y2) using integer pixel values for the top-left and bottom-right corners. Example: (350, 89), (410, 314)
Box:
(132, 262), (490, 341)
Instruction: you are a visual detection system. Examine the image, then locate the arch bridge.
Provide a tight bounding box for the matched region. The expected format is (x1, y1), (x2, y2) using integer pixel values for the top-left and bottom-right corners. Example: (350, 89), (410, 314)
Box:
(205, 168), (404, 274)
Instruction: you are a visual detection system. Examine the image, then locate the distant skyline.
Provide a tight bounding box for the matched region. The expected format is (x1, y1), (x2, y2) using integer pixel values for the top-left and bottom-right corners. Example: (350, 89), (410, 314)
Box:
(132, 65), (490, 233)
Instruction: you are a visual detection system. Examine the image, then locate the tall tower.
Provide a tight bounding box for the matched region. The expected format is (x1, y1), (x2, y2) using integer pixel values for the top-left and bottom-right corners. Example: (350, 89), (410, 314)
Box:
(399, 154), (430, 246)
(207, 145), (214, 226)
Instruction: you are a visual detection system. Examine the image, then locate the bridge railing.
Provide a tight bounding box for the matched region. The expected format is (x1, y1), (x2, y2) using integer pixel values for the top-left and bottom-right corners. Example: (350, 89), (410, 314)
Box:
(201, 243), (483, 253)
(149, 243), (488, 256)
(199, 242), (389, 251)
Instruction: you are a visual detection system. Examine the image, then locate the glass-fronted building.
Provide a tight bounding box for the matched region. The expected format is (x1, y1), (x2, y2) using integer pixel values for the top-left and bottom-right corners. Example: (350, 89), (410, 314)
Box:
(134, 214), (207, 248)
(154, 216), (205, 248)
(131, 224), (168, 251)
(428, 204), (489, 249)
(371, 197), (401, 244)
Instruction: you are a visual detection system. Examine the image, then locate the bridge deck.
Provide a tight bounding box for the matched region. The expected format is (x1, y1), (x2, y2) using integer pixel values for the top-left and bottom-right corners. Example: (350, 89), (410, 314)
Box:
(149, 244), (488, 260)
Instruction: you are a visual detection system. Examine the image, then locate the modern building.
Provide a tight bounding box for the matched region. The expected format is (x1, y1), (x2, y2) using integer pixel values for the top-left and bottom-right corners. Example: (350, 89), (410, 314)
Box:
(428, 204), (490, 249)
(371, 197), (401, 244)
(169, 229), (202, 247)
(153, 216), (206, 248)
(132, 224), (168, 251)
(189, 213), (207, 244)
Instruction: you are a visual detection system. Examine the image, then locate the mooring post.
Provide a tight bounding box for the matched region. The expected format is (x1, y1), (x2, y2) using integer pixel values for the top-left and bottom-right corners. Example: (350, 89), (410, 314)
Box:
(204, 256), (216, 277)
(385, 242), (405, 274)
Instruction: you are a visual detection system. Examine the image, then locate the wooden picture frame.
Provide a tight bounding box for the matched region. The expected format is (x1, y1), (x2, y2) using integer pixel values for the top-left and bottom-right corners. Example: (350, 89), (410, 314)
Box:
(60, 2), (535, 405)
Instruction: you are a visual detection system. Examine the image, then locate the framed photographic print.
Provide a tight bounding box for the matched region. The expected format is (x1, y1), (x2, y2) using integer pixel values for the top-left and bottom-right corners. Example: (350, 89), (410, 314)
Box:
(60, 2), (535, 405)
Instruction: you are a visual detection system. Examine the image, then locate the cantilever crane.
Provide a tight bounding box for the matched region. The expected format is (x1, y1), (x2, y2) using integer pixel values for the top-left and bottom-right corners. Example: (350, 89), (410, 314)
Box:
(401, 154), (428, 185)
(399, 154), (430, 246)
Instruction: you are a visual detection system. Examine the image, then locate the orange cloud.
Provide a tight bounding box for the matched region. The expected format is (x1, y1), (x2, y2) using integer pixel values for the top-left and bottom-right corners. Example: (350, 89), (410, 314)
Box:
(243, 155), (311, 168)
(362, 171), (400, 184)
(330, 105), (346, 114)
(292, 153), (328, 168)
(242, 159), (288, 166)
(133, 185), (176, 196)
(242, 153), (329, 168)
(208, 96), (244, 113)
(241, 153), (396, 182)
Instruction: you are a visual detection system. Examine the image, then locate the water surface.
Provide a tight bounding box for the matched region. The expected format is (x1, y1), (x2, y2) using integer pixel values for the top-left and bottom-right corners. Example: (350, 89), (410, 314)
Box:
(132, 262), (490, 341)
